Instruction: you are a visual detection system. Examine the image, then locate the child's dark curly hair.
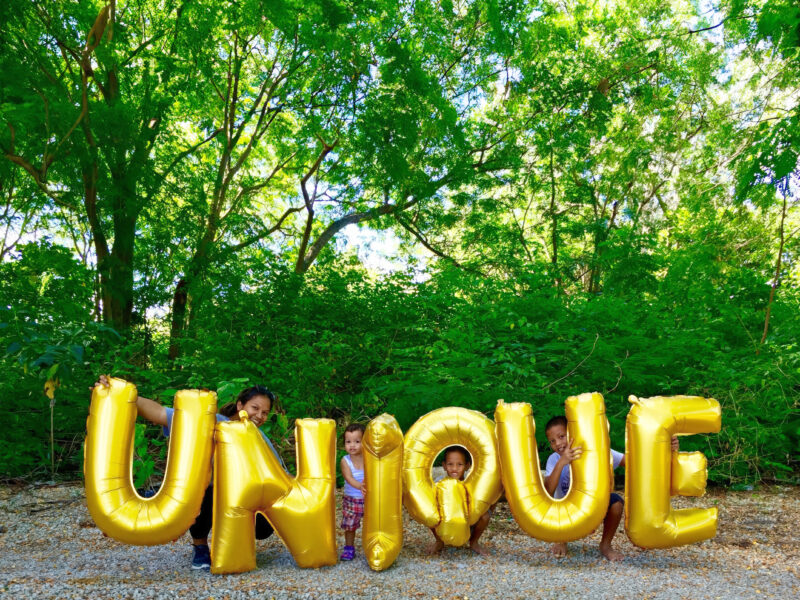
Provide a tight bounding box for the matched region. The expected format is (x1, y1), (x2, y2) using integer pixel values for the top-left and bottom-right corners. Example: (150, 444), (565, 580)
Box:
(343, 422), (366, 440)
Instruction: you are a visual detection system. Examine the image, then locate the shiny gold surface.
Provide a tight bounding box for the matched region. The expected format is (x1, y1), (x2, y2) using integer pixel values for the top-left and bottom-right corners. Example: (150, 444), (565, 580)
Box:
(361, 414), (404, 571)
(402, 407), (502, 544)
(495, 393), (612, 542)
(84, 378), (216, 545)
(434, 478), (471, 546)
(625, 395), (721, 548)
(211, 414), (337, 573)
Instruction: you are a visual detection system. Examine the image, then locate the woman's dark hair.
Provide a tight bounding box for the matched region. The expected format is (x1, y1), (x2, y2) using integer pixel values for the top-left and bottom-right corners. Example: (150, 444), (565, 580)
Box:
(443, 445), (471, 465)
(343, 423), (366, 440)
(219, 385), (276, 418)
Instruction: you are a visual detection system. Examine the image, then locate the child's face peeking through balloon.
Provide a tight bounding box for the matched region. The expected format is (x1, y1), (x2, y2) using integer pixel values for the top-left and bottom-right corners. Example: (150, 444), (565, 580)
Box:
(443, 447), (469, 481)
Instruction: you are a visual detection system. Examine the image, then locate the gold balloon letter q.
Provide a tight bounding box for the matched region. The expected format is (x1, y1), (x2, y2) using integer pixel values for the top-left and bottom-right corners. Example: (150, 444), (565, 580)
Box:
(402, 407), (502, 546)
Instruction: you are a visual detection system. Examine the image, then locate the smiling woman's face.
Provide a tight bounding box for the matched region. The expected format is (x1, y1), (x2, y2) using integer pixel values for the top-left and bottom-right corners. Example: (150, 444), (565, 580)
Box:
(237, 394), (271, 427)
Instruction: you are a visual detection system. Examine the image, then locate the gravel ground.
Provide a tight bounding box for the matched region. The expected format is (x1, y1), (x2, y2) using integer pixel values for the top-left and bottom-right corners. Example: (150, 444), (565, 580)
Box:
(0, 483), (798, 599)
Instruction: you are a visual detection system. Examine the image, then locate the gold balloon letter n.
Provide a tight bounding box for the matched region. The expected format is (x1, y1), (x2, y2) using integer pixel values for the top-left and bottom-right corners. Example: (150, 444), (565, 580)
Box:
(212, 413), (337, 573)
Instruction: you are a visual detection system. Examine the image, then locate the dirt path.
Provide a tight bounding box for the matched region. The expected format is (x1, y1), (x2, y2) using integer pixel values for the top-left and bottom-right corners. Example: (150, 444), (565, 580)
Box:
(0, 484), (798, 599)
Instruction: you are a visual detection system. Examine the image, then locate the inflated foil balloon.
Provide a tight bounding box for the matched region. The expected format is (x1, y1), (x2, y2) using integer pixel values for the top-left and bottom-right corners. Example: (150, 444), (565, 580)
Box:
(671, 451), (709, 497)
(212, 413), (337, 573)
(434, 478), (470, 546)
(625, 395), (721, 548)
(362, 414), (404, 572)
(84, 378), (216, 544)
(494, 393), (612, 543)
(402, 407), (501, 540)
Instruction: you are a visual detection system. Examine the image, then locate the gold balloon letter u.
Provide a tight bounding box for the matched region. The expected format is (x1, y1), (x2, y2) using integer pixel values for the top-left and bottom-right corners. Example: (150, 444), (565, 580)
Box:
(494, 393), (612, 542)
(84, 378), (217, 545)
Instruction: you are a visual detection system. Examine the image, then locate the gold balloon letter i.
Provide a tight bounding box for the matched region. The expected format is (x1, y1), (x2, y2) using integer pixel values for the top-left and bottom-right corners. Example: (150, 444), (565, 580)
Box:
(361, 414), (404, 571)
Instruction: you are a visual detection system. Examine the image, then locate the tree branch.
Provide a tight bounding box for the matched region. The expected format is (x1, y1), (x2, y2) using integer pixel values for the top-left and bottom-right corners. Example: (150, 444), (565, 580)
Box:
(297, 198), (418, 273)
(395, 214), (482, 274)
(224, 206), (304, 254)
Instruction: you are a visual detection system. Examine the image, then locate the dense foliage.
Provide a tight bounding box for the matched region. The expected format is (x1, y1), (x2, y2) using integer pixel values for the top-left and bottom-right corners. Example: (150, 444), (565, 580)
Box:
(1, 0), (798, 485)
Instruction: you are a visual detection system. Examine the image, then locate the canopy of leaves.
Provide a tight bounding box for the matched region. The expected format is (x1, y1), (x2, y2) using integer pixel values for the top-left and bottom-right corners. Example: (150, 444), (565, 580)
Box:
(1, 0), (798, 485)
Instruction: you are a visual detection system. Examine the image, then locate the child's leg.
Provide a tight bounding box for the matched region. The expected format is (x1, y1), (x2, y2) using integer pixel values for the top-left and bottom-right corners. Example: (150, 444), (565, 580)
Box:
(550, 542), (568, 557)
(340, 496), (362, 560)
(599, 493), (624, 561)
(426, 527), (445, 555)
(468, 505), (494, 555)
(345, 530), (356, 547)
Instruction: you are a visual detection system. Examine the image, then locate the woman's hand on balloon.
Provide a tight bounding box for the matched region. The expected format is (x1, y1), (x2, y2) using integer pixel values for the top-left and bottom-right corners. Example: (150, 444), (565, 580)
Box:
(91, 374), (110, 391)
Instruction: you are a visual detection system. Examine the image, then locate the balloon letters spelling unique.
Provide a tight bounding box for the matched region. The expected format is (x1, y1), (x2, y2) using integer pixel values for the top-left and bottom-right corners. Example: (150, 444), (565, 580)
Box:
(212, 412), (337, 573)
(84, 378), (216, 545)
(495, 393), (612, 542)
(85, 379), (723, 574)
(625, 395), (721, 548)
(402, 407), (502, 546)
(361, 414), (404, 571)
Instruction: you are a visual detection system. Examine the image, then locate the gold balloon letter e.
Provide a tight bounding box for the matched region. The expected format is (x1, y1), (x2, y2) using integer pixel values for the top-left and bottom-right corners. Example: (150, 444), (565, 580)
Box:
(625, 395), (721, 548)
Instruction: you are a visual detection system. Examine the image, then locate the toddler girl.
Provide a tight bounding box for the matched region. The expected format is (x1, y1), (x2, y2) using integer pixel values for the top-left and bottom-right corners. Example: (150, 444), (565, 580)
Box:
(339, 423), (366, 560)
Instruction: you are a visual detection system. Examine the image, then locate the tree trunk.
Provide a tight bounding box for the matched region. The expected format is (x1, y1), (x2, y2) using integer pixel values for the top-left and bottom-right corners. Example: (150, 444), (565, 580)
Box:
(167, 227), (216, 360)
(759, 189), (788, 351)
(168, 278), (189, 361)
(549, 143), (560, 292)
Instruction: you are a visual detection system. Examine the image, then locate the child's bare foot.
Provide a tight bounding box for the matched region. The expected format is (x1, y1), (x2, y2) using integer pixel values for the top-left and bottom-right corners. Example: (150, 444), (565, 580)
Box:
(470, 541), (489, 556)
(600, 543), (624, 561)
(550, 542), (567, 558)
(427, 540), (444, 555)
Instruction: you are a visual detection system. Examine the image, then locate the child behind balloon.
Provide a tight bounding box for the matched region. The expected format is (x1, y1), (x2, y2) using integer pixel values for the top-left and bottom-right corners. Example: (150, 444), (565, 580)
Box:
(428, 445), (494, 555)
(339, 423), (366, 561)
(543, 415), (678, 561)
(543, 415), (625, 561)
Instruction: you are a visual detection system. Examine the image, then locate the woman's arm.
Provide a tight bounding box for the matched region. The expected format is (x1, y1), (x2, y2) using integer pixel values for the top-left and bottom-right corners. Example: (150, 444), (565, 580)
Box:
(136, 395), (168, 426)
(340, 457), (363, 491)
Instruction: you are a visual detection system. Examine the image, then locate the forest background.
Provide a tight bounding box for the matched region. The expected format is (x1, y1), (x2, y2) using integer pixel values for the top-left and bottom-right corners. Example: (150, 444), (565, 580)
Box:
(1, 0), (798, 488)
